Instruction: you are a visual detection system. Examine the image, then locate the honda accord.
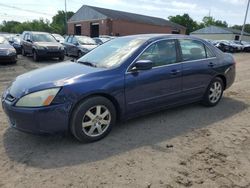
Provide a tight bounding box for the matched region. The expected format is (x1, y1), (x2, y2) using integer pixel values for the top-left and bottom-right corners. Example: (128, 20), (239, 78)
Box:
(1, 34), (236, 142)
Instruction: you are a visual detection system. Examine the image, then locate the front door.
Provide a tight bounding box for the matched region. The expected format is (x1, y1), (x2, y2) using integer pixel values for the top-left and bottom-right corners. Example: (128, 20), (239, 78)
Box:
(125, 39), (182, 115)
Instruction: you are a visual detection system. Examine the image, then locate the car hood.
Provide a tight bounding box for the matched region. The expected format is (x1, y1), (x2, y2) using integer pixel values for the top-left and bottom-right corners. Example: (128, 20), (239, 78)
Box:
(0, 43), (14, 50)
(9, 61), (105, 98)
(34, 42), (63, 48)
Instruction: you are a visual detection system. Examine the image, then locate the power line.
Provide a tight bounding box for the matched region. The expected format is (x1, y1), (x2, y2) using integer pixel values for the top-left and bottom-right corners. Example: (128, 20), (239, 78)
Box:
(0, 3), (53, 16)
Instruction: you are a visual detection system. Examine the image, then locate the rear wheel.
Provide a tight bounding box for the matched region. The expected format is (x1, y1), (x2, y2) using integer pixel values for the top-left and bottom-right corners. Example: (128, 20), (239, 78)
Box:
(70, 96), (116, 142)
(202, 77), (224, 107)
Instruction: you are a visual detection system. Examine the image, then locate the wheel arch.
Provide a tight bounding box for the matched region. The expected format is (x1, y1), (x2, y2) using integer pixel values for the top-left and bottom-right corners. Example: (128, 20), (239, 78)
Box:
(216, 74), (227, 90)
(69, 93), (122, 127)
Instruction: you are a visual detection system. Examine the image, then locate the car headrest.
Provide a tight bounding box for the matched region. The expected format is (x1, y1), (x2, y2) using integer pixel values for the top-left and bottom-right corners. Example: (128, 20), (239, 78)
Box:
(190, 48), (202, 55)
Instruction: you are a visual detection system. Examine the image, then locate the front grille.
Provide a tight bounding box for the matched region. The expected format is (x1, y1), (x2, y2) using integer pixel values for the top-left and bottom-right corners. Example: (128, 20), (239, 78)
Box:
(47, 46), (59, 50)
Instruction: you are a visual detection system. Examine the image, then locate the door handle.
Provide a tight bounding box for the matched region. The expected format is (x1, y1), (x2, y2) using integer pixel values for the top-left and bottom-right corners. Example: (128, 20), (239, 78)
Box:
(208, 62), (215, 67)
(171, 69), (181, 75)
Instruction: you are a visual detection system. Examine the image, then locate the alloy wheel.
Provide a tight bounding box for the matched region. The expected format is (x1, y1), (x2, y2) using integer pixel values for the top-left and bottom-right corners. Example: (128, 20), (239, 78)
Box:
(209, 81), (222, 104)
(82, 105), (111, 137)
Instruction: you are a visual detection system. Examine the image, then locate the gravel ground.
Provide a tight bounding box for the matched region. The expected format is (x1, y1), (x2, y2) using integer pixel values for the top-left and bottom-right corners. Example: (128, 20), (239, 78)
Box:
(0, 54), (249, 188)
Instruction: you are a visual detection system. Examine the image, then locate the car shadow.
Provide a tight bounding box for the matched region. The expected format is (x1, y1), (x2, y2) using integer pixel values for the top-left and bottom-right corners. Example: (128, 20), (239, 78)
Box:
(3, 97), (248, 169)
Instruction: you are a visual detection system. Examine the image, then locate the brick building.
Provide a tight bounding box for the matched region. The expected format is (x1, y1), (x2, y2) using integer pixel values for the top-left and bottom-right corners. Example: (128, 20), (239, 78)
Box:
(67, 5), (186, 37)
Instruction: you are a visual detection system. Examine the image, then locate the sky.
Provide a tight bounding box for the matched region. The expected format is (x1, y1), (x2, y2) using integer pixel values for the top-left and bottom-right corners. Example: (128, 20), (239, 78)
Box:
(0, 0), (249, 26)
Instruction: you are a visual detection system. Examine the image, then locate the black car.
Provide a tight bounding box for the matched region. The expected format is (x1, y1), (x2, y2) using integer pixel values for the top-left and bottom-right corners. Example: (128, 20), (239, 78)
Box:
(0, 36), (17, 63)
(63, 35), (98, 58)
(8, 36), (22, 54)
(21, 31), (65, 62)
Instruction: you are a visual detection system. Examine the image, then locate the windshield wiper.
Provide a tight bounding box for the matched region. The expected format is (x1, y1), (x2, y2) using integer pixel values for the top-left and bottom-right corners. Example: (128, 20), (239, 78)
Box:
(77, 61), (97, 67)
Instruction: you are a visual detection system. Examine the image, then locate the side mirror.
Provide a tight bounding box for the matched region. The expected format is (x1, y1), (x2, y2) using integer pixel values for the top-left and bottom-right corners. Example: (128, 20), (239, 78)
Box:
(73, 42), (78, 46)
(132, 60), (154, 71)
(27, 39), (32, 43)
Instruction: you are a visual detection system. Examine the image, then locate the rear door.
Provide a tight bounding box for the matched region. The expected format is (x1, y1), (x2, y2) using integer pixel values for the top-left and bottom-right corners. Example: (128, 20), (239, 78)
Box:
(178, 39), (217, 100)
(125, 39), (182, 115)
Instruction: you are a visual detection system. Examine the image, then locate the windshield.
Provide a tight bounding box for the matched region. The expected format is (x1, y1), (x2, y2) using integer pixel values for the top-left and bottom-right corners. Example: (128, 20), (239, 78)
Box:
(53, 34), (64, 41)
(0, 36), (8, 44)
(33, 34), (56, 42)
(76, 36), (96, 45)
(78, 37), (147, 68)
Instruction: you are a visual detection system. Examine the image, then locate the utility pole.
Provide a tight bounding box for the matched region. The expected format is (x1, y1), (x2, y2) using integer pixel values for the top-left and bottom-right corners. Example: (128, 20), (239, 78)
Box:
(240, 0), (250, 41)
(65, 0), (68, 34)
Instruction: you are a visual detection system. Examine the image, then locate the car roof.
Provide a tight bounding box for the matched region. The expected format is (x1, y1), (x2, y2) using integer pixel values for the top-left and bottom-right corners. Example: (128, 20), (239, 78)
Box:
(22, 31), (50, 35)
(117, 34), (205, 42)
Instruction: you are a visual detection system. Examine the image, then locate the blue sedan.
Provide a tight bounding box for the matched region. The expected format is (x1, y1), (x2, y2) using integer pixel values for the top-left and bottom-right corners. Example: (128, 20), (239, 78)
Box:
(1, 34), (236, 142)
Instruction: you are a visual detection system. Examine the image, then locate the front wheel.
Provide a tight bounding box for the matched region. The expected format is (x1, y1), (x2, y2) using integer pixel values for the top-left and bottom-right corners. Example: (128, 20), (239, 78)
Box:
(22, 47), (26, 56)
(70, 96), (116, 142)
(202, 77), (224, 107)
(33, 51), (39, 62)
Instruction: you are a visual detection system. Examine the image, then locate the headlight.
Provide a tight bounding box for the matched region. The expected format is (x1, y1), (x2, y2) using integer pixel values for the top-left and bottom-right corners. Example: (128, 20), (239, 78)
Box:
(59, 46), (64, 50)
(7, 48), (16, 54)
(15, 88), (60, 107)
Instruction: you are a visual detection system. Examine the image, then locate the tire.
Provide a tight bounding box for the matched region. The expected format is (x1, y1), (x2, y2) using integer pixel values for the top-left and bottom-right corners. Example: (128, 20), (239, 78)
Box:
(70, 96), (116, 142)
(22, 47), (26, 56)
(59, 55), (65, 61)
(33, 50), (39, 62)
(202, 77), (224, 107)
(78, 51), (84, 58)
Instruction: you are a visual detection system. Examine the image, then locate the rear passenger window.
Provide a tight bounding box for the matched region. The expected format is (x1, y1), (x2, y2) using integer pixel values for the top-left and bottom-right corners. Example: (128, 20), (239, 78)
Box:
(179, 39), (206, 61)
(205, 46), (215, 58)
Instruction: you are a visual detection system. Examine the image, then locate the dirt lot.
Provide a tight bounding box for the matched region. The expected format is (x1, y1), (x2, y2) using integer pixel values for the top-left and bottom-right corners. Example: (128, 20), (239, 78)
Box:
(0, 54), (250, 188)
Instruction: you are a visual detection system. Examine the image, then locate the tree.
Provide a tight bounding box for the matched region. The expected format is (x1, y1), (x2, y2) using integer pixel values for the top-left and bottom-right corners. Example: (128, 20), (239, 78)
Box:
(0, 10), (74, 35)
(168, 14), (199, 34)
(231, 24), (250, 33)
(202, 16), (228, 27)
(51, 11), (74, 35)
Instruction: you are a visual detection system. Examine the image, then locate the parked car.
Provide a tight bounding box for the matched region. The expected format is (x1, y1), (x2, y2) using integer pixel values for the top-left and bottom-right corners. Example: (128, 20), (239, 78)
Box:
(2, 34), (236, 142)
(63, 35), (98, 57)
(93, 37), (104, 45)
(215, 40), (236, 53)
(0, 36), (17, 63)
(234, 40), (250, 52)
(21, 31), (65, 61)
(229, 41), (244, 52)
(8, 36), (22, 54)
(52, 33), (65, 44)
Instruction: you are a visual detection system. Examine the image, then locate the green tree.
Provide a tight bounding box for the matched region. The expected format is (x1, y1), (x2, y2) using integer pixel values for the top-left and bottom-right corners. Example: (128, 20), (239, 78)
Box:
(231, 24), (250, 33)
(168, 13), (199, 34)
(202, 16), (228, 27)
(51, 11), (74, 35)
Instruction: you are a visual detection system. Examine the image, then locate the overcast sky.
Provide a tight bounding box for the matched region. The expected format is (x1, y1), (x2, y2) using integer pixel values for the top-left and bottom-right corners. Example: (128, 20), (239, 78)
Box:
(0, 0), (248, 26)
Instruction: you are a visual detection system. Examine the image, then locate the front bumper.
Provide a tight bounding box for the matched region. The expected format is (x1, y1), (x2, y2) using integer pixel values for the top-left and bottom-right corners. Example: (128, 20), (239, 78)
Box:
(36, 49), (64, 58)
(1, 93), (71, 134)
(0, 54), (17, 63)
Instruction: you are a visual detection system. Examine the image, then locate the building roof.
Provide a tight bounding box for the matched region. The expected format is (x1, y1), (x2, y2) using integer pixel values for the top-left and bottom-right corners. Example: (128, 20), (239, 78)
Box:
(68, 5), (185, 30)
(191, 25), (250, 36)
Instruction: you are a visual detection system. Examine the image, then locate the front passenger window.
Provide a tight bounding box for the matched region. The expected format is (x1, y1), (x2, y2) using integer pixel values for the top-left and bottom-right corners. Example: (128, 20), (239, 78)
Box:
(138, 40), (177, 67)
